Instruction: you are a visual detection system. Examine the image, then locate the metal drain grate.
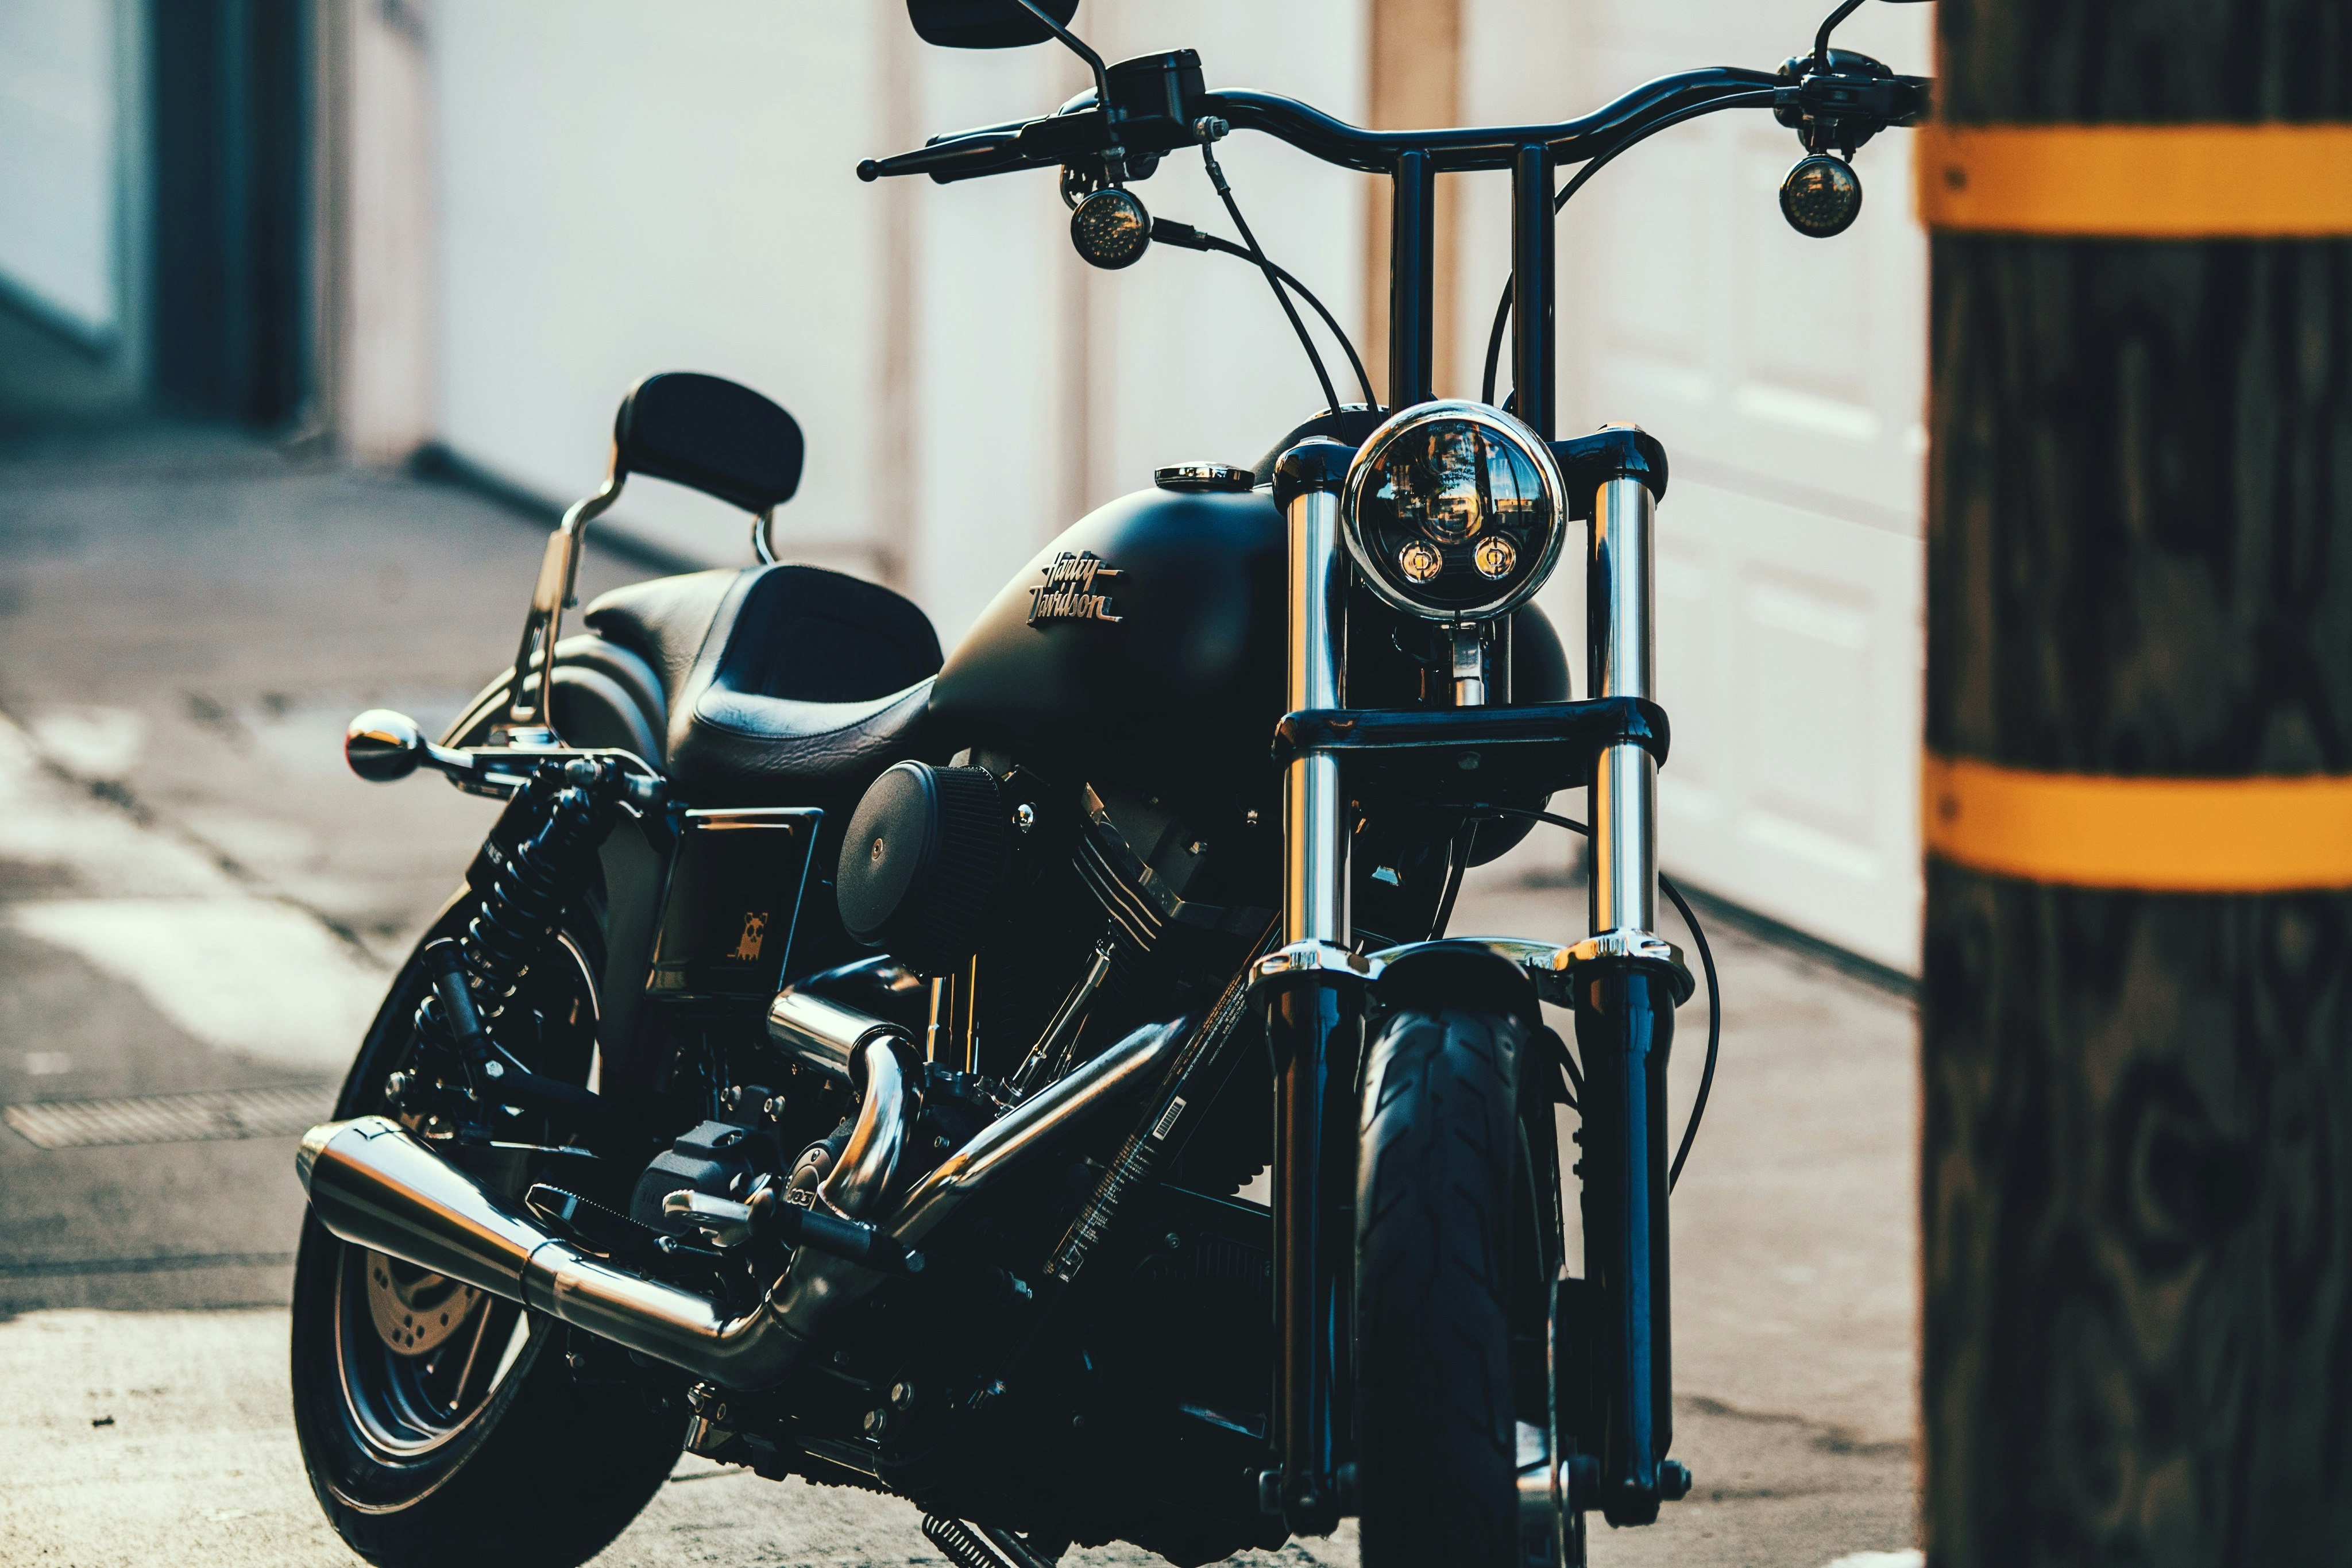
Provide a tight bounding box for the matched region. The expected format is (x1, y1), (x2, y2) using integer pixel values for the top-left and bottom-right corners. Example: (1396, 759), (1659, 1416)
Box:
(4, 1083), (336, 1149)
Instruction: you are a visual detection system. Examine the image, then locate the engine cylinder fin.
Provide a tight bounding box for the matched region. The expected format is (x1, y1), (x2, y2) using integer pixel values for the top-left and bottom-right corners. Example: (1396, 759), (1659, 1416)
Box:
(1073, 832), (1162, 998)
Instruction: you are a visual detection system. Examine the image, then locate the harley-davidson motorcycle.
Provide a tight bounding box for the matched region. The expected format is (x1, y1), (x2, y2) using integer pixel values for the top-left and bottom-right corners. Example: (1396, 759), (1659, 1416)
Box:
(288, 3), (1926, 1564)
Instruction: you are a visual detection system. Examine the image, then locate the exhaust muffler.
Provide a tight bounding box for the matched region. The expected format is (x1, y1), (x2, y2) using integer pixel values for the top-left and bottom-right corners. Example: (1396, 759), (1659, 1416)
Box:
(298, 1015), (1181, 1389)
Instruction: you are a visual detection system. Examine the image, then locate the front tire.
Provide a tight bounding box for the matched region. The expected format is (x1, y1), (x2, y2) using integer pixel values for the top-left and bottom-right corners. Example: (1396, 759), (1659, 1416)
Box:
(290, 909), (683, 1568)
(1353, 1005), (1536, 1568)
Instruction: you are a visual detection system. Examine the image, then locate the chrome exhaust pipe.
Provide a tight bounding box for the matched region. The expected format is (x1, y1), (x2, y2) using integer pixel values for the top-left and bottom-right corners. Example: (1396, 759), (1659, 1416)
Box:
(297, 1017), (1183, 1389)
(300, 1114), (813, 1388)
(767, 967), (914, 1083)
(767, 1017), (1183, 1327)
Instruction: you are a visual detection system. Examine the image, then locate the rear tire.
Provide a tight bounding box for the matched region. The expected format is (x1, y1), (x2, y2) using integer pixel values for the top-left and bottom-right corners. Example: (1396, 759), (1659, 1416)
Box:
(1353, 1006), (1531, 1568)
(290, 907), (683, 1568)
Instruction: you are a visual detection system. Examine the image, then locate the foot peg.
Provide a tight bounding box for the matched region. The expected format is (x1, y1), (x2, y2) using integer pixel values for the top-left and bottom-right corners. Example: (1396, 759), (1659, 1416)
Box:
(661, 1185), (926, 1276)
(527, 1184), (723, 1273)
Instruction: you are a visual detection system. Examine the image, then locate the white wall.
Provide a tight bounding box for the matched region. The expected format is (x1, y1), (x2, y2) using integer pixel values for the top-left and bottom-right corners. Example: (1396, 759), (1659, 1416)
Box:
(428, 1), (1369, 650)
(433, 2), (902, 592)
(1075, 1), (1370, 508)
(1561, 0), (1932, 970)
(338, 0), (438, 462)
(0, 0), (125, 342)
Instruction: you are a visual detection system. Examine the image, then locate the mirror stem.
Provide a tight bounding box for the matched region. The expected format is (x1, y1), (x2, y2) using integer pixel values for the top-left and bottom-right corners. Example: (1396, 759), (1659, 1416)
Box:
(1812, 0), (1867, 70)
(1009, 0), (1113, 137)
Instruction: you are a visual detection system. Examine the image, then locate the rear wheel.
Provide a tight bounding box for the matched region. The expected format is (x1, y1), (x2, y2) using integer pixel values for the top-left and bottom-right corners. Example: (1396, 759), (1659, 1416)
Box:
(1353, 1004), (1546, 1568)
(290, 908), (683, 1568)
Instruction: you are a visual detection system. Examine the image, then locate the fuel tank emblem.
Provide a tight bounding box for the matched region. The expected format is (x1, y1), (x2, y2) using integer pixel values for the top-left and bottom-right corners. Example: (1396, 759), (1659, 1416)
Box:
(1027, 550), (1123, 626)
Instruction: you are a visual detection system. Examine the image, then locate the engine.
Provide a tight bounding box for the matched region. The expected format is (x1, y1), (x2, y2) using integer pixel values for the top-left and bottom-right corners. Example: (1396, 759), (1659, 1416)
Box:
(473, 747), (1289, 1562)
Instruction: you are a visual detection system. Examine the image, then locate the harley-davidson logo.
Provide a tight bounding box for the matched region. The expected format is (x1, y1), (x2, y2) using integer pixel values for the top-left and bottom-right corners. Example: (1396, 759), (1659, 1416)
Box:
(1028, 550), (1123, 625)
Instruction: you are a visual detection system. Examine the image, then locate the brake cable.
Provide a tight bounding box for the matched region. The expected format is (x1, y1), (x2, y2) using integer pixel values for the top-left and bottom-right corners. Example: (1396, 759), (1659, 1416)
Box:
(1481, 88), (1778, 407)
(1151, 219), (1378, 413)
(1473, 804), (1721, 1192)
(1192, 126), (1347, 419)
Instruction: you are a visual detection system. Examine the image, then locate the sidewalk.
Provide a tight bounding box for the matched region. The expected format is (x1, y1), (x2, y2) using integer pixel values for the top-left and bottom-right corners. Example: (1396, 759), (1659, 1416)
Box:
(0, 429), (1919, 1567)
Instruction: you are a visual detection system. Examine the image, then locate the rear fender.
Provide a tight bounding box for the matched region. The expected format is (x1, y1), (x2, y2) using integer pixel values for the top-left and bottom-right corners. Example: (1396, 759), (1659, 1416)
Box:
(443, 633), (665, 761)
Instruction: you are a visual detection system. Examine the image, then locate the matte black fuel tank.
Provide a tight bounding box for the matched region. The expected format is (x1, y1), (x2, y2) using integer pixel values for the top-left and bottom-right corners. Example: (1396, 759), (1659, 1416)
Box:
(929, 485), (1286, 798)
(930, 480), (1574, 809)
(926, 479), (1289, 799)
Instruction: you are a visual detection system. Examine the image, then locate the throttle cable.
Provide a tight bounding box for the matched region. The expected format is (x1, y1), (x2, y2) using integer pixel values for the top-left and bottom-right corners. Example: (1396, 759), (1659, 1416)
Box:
(1150, 218), (1379, 413)
(1481, 88), (1778, 408)
(1473, 804), (1721, 1192)
(1192, 133), (1347, 419)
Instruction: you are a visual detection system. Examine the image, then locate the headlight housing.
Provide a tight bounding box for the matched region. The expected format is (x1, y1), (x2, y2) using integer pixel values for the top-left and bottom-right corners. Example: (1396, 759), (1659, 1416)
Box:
(1341, 400), (1566, 621)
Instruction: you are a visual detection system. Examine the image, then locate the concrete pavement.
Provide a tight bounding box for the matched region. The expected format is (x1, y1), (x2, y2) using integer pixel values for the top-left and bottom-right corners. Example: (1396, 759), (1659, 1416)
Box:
(0, 426), (1920, 1566)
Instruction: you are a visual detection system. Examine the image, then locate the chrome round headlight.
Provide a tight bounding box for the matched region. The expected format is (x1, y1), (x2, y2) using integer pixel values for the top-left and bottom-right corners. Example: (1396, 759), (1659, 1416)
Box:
(1341, 400), (1566, 621)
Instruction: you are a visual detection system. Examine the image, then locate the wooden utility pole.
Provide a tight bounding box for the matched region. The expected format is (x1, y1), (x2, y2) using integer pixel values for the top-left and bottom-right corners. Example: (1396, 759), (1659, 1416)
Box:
(1920, 1), (2352, 1563)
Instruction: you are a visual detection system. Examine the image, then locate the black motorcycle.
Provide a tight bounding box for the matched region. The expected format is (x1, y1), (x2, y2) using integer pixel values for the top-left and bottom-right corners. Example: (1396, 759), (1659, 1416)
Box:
(288, 3), (1926, 1564)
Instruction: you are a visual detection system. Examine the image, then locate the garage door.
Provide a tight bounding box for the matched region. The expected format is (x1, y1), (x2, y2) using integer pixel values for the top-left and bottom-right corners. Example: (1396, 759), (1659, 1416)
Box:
(1559, 0), (1930, 973)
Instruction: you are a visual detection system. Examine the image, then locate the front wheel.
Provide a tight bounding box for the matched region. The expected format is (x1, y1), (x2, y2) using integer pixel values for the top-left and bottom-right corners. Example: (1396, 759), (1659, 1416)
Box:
(289, 907), (684, 1568)
(1353, 1003), (1550, 1568)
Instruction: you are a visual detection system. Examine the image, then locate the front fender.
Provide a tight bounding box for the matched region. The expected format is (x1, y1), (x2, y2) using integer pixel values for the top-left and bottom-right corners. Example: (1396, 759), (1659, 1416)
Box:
(1366, 939), (1545, 1030)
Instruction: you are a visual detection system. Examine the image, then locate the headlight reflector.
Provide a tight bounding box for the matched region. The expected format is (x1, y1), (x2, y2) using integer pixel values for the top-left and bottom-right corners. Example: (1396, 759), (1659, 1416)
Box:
(1342, 400), (1565, 620)
(1398, 539), (1442, 583)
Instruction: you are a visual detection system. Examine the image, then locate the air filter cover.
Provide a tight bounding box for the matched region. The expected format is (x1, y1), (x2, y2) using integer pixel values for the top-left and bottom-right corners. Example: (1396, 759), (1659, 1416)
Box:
(836, 761), (1005, 975)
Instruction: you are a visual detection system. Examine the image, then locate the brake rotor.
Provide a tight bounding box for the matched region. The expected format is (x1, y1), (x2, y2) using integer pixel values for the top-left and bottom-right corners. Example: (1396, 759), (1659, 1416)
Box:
(364, 1252), (484, 1357)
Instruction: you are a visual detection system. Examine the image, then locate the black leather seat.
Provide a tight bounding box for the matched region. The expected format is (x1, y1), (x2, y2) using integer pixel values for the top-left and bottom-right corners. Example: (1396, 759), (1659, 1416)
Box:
(582, 565), (942, 807)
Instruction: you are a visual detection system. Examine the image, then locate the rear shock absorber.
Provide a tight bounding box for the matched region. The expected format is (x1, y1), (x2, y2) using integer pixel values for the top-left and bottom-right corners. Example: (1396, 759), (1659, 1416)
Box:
(416, 758), (629, 1054)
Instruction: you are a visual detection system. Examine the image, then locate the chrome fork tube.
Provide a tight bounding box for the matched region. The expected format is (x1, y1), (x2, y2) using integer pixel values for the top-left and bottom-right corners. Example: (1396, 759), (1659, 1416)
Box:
(1578, 464), (1679, 1525)
(1589, 474), (1657, 936)
(1284, 484), (1349, 947)
(1264, 441), (1361, 1536)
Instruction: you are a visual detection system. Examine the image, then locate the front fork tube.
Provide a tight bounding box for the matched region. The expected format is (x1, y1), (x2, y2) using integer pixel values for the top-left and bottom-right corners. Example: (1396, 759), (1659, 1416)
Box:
(1579, 470), (1676, 1526)
(1269, 975), (1360, 1536)
(1266, 443), (1360, 1534)
(1571, 962), (1676, 1526)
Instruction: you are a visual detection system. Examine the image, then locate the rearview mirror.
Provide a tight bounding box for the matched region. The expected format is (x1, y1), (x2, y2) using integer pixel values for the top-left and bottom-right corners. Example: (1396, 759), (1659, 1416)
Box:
(908, 0), (1079, 49)
(613, 372), (803, 516)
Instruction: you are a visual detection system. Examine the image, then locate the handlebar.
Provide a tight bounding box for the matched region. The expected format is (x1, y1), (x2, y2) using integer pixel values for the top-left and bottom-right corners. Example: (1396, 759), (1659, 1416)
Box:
(1216, 68), (1780, 174)
(856, 62), (1926, 188)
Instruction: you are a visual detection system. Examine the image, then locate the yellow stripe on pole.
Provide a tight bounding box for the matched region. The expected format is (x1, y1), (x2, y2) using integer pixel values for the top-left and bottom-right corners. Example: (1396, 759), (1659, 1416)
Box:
(1923, 754), (2352, 890)
(1917, 123), (2352, 237)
